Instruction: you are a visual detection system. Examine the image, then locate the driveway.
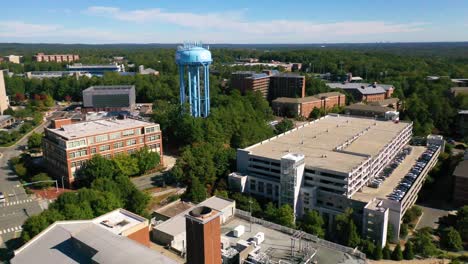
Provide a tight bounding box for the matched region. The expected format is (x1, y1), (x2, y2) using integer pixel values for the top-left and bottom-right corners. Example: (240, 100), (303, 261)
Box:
(0, 121), (48, 249)
(415, 205), (451, 230)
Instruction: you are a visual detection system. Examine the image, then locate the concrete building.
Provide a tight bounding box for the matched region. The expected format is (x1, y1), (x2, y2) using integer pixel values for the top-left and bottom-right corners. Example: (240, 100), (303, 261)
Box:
(67, 63), (124, 77)
(152, 196), (235, 254)
(451, 87), (468, 96)
(34, 53), (80, 62)
(458, 110), (468, 138)
(43, 118), (163, 186)
(453, 159), (468, 206)
(82, 85), (136, 112)
(269, 73), (306, 101)
(345, 103), (399, 120)
(3, 55), (22, 64)
(11, 208), (176, 264)
(185, 206), (222, 264)
(138, 65), (159, 76)
(229, 115), (441, 246)
(0, 70), (10, 114)
(272, 92), (346, 118)
(0, 115), (15, 128)
(327, 82), (394, 102)
(230, 71), (272, 98)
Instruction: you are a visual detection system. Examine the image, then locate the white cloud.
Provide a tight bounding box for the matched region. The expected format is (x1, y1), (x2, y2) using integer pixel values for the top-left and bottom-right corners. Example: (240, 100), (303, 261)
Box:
(85, 6), (426, 38)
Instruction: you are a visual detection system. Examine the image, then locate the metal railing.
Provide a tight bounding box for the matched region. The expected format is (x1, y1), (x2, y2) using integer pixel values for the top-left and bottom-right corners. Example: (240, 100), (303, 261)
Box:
(235, 209), (366, 260)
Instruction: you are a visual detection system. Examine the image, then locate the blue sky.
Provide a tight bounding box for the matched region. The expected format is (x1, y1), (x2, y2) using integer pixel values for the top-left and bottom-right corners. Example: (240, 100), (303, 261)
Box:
(1, 0), (467, 43)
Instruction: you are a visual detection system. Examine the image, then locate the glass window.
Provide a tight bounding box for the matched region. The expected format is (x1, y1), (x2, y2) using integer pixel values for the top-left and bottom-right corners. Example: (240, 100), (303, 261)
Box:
(250, 180), (256, 191)
(95, 134), (108, 143)
(123, 129), (135, 136)
(110, 132), (121, 140)
(113, 141), (124, 149)
(99, 145), (110, 152)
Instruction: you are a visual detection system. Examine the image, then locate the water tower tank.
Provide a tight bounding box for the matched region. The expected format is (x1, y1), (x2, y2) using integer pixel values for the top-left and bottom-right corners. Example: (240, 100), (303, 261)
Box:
(176, 43), (212, 118)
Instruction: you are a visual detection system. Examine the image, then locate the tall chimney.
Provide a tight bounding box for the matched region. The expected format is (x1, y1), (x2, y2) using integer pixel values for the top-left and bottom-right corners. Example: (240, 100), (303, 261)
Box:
(185, 206), (221, 264)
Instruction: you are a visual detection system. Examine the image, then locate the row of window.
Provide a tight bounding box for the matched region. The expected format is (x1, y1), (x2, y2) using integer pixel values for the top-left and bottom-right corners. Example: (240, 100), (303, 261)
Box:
(69, 150), (87, 158)
(250, 179), (279, 197)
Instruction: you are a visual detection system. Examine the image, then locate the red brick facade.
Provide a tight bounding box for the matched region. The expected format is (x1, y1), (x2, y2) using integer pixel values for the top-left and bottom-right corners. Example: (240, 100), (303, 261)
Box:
(272, 92), (346, 118)
(363, 93), (386, 102)
(35, 53), (80, 62)
(43, 119), (163, 187)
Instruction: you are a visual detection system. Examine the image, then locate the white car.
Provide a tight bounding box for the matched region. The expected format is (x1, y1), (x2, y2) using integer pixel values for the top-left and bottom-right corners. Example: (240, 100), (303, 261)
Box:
(0, 192), (5, 203)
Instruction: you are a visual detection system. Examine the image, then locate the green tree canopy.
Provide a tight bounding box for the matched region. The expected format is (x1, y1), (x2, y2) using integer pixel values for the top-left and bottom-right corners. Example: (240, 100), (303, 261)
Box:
(391, 244), (403, 261)
(27, 132), (43, 150)
(403, 241), (415, 260)
(440, 227), (463, 252)
(301, 210), (325, 238)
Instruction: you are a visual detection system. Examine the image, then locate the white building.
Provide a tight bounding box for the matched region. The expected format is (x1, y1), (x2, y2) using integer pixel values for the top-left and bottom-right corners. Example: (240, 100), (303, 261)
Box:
(230, 115), (441, 246)
(0, 70), (10, 114)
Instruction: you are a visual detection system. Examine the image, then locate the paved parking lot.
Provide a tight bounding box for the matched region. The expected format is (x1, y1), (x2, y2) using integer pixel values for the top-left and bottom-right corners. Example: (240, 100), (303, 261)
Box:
(353, 146), (426, 202)
(415, 205), (451, 230)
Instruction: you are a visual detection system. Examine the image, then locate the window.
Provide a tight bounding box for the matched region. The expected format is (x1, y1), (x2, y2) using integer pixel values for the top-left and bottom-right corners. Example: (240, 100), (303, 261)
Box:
(103, 154), (112, 159)
(69, 149), (87, 158)
(126, 139), (137, 146)
(148, 135), (158, 141)
(258, 181), (264, 193)
(275, 186), (279, 197)
(95, 134), (108, 143)
(91, 148), (96, 154)
(110, 132), (121, 140)
(135, 128), (141, 135)
(127, 148), (136, 154)
(67, 139), (86, 149)
(99, 145), (110, 152)
(123, 129), (135, 136)
(87, 137), (94, 144)
(139, 137), (144, 143)
(266, 183), (272, 195)
(114, 141), (124, 149)
(250, 180), (256, 191)
(145, 126), (156, 134)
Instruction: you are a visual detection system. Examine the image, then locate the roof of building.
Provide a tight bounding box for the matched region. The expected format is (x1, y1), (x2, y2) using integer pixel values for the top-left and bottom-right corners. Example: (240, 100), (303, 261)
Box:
(247, 73), (270, 80)
(83, 85), (134, 93)
(454, 160), (468, 178)
(273, 92), (344, 104)
(327, 82), (389, 95)
(154, 196), (235, 237)
(67, 64), (120, 69)
(0, 115), (14, 122)
(243, 115), (410, 173)
(270, 73), (304, 78)
(47, 118), (158, 140)
(369, 98), (399, 107)
(345, 103), (393, 114)
(12, 209), (176, 264)
(451, 87), (468, 96)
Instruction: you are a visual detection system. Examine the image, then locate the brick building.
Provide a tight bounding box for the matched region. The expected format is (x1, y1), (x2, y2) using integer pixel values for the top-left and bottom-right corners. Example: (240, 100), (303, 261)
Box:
(230, 71), (305, 101)
(268, 73), (306, 101)
(34, 53), (80, 62)
(453, 160), (468, 205)
(230, 71), (271, 98)
(43, 118), (163, 186)
(272, 92), (345, 118)
(327, 82), (394, 102)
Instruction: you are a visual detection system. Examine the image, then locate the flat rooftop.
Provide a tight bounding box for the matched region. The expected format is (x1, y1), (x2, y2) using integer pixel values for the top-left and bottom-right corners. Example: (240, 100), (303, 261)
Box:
(83, 85), (134, 92)
(48, 118), (158, 140)
(244, 115), (410, 173)
(352, 146), (426, 203)
(221, 217), (364, 264)
(92, 209), (146, 235)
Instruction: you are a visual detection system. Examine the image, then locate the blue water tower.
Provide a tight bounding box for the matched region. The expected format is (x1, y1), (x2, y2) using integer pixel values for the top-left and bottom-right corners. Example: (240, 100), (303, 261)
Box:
(176, 42), (212, 117)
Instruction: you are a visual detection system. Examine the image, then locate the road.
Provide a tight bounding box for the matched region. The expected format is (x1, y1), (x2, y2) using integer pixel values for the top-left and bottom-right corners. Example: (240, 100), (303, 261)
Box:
(0, 119), (50, 248)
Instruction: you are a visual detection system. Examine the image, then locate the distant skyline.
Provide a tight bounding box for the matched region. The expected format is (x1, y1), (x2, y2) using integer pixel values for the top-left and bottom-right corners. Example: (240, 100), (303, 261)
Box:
(1, 0), (467, 44)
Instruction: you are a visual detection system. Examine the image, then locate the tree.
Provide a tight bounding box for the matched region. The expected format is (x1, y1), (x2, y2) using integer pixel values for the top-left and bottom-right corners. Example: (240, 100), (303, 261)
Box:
(387, 223), (395, 242)
(275, 119), (294, 134)
(440, 227), (463, 252)
(400, 223), (409, 239)
(134, 146), (160, 175)
(333, 208), (360, 247)
(186, 176), (206, 203)
(264, 202), (277, 221)
(27, 132), (43, 150)
(382, 244), (391, 259)
(77, 155), (119, 187)
(309, 107), (321, 119)
(360, 240), (375, 258)
(411, 228), (437, 257)
(30, 173), (53, 189)
(456, 205), (468, 242)
(403, 241), (415, 260)
(230, 193), (261, 215)
(14, 163), (27, 178)
(391, 244), (403, 261)
(113, 153), (139, 177)
(373, 245), (383, 260)
(276, 204), (295, 228)
(301, 210), (325, 238)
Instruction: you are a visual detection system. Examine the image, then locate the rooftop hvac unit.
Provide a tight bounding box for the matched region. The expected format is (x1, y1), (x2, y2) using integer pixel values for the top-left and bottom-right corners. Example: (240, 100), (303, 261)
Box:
(233, 225), (245, 238)
(253, 232), (265, 245)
